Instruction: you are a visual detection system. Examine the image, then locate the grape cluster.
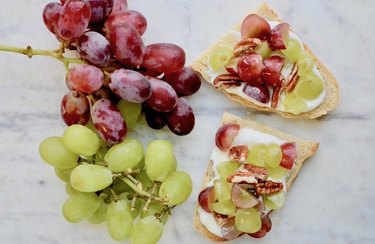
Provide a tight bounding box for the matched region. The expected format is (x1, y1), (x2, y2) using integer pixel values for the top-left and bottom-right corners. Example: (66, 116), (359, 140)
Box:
(43, 0), (201, 144)
(40, 125), (193, 243)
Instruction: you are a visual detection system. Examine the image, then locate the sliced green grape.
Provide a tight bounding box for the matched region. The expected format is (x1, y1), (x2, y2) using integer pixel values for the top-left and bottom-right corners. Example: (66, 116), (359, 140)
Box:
(70, 164), (113, 192)
(212, 199), (236, 216)
(264, 191), (286, 210)
(214, 179), (231, 202)
(39, 136), (78, 169)
(140, 201), (168, 224)
(254, 41), (272, 59)
(281, 38), (302, 62)
(130, 216), (164, 244)
(247, 144), (268, 167)
(65, 183), (79, 196)
(159, 171), (192, 206)
(283, 92), (308, 115)
(62, 192), (100, 223)
(295, 71), (324, 100)
(55, 167), (74, 182)
(117, 100), (142, 131)
(62, 124), (100, 156)
(235, 208), (262, 233)
(268, 165), (289, 179)
(135, 169), (154, 189)
(87, 198), (108, 224)
(265, 143), (282, 168)
(106, 200), (133, 241)
(145, 140), (175, 182)
(209, 45), (233, 71)
(297, 50), (314, 75)
(112, 177), (134, 195)
(105, 138), (144, 173)
(217, 161), (240, 179)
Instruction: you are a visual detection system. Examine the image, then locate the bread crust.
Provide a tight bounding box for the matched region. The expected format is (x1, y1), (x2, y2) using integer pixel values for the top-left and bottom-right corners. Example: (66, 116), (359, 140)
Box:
(194, 112), (319, 242)
(190, 3), (340, 119)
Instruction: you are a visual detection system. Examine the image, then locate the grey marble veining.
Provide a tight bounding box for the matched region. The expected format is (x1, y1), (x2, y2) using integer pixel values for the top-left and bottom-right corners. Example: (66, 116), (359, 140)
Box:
(1, 0), (374, 243)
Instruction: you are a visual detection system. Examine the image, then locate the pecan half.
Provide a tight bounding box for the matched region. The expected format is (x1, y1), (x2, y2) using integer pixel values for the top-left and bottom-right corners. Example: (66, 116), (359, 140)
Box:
(271, 79), (283, 108)
(255, 180), (283, 195)
(213, 74), (242, 89)
(285, 63), (299, 93)
(228, 145), (249, 163)
(243, 164), (269, 181)
(227, 164), (268, 183)
(233, 38), (262, 57)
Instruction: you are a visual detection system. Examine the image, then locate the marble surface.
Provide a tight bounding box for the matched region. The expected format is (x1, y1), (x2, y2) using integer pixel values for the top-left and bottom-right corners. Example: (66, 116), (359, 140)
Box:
(0, 0), (374, 243)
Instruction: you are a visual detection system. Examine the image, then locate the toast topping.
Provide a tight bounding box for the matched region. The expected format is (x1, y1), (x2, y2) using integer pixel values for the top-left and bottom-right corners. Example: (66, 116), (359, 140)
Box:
(228, 145), (249, 163)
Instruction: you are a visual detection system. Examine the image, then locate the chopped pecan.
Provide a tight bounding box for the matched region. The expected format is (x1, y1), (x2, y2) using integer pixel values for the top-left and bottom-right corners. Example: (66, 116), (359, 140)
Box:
(228, 145), (249, 163)
(242, 164), (269, 181)
(227, 164), (268, 183)
(255, 180), (283, 195)
(271, 80), (283, 108)
(233, 38), (262, 57)
(213, 212), (227, 226)
(213, 74), (242, 89)
(285, 63), (299, 93)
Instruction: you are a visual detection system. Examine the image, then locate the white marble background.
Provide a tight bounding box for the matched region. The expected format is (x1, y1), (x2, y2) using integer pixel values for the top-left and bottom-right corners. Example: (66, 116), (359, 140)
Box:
(0, 0), (374, 243)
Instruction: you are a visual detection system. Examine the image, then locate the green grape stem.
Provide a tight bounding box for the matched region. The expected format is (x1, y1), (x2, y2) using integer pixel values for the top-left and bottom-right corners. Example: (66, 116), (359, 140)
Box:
(109, 188), (119, 201)
(121, 176), (162, 202)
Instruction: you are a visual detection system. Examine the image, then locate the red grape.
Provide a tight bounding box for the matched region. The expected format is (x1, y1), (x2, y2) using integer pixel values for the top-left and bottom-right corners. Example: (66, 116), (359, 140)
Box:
(225, 57), (239, 75)
(91, 99), (127, 144)
(268, 23), (290, 50)
(164, 67), (201, 97)
(221, 217), (243, 241)
(67, 64), (104, 93)
(215, 123), (240, 151)
(142, 43), (186, 73)
(77, 31), (111, 66)
(105, 0), (114, 18)
(109, 69), (151, 103)
(241, 14), (271, 40)
(57, 0), (92, 41)
(165, 97), (195, 136)
(248, 214), (272, 238)
(61, 90), (90, 126)
(261, 55), (285, 87)
(231, 184), (258, 209)
(42, 2), (63, 35)
(145, 77), (177, 112)
(88, 0), (107, 24)
(237, 52), (264, 84)
(108, 23), (145, 67)
(280, 142), (297, 169)
(242, 83), (270, 104)
(143, 106), (166, 130)
(198, 186), (216, 213)
(110, 0), (128, 15)
(60, 0), (68, 4)
(105, 10), (147, 35)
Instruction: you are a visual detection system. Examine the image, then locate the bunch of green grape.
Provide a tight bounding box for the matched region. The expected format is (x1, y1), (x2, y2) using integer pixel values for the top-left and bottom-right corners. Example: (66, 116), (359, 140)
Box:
(39, 124), (193, 243)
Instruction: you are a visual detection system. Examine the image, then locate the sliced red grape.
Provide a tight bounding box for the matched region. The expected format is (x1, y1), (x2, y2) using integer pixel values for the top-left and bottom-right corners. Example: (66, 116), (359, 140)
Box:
(280, 142), (297, 169)
(42, 2), (63, 35)
(198, 186), (216, 213)
(237, 52), (264, 84)
(109, 69), (151, 103)
(261, 55), (285, 87)
(67, 64), (104, 93)
(57, 0), (92, 41)
(143, 105), (166, 130)
(91, 99), (127, 144)
(165, 97), (195, 136)
(215, 123), (240, 151)
(248, 214), (272, 238)
(108, 23), (145, 67)
(241, 14), (271, 40)
(242, 84), (270, 104)
(142, 43), (186, 73)
(268, 23), (290, 50)
(222, 217), (243, 241)
(164, 67), (201, 97)
(145, 77), (177, 112)
(231, 184), (258, 209)
(61, 90), (90, 126)
(105, 10), (147, 35)
(77, 31), (112, 66)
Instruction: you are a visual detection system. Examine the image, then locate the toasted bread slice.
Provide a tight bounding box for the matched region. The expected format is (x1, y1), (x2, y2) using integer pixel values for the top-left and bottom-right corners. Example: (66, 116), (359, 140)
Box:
(194, 112), (319, 242)
(191, 3), (340, 119)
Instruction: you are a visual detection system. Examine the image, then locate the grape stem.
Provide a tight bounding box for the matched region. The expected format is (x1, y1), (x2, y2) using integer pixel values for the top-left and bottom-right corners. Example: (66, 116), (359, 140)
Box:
(109, 188), (119, 201)
(0, 44), (86, 72)
(121, 176), (162, 202)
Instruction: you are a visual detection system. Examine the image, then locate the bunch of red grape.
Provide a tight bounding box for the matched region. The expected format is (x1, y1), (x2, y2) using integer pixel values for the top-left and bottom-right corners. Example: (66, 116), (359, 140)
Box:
(43, 0), (201, 145)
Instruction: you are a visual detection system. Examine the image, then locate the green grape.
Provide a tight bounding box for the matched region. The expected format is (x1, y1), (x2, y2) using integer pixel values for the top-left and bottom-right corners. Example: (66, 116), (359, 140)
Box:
(62, 192), (100, 223)
(65, 183), (79, 196)
(235, 208), (262, 233)
(268, 165), (289, 179)
(254, 41), (272, 59)
(295, 71), (324, 100)
(70, 164), (113, 192)
(265, 143), (282, 168)
(212, 199), (236, 216)
(170, 154), (177, 172)
(145, 140), (175, 182)
(214, 179), (231, 202)
(130, 216), (164, 244)
(140, 201), (168, 224)
(118, 192), (143, 219)
(281, 38), (302, 62)
(247, 144), (268, 166)
(55, 167), (74, 182)
(39, 136), (78, 169)
(117, 100), (142, 131)
(62, 124), (100, 156)
(208, 45), (233, 71)
(106, 200), (133, 241)
(87, 198), (108, 224)
(217, 161), (240, 179)
(283, 92), (308, 115)
(297, 50), (314, 75)
(135, 169), (154, 189)
(159, 171), (192, 206)
(104, 138), (144, 173)
(264, 191), (286, 210)
(112, 177), (134, 195)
